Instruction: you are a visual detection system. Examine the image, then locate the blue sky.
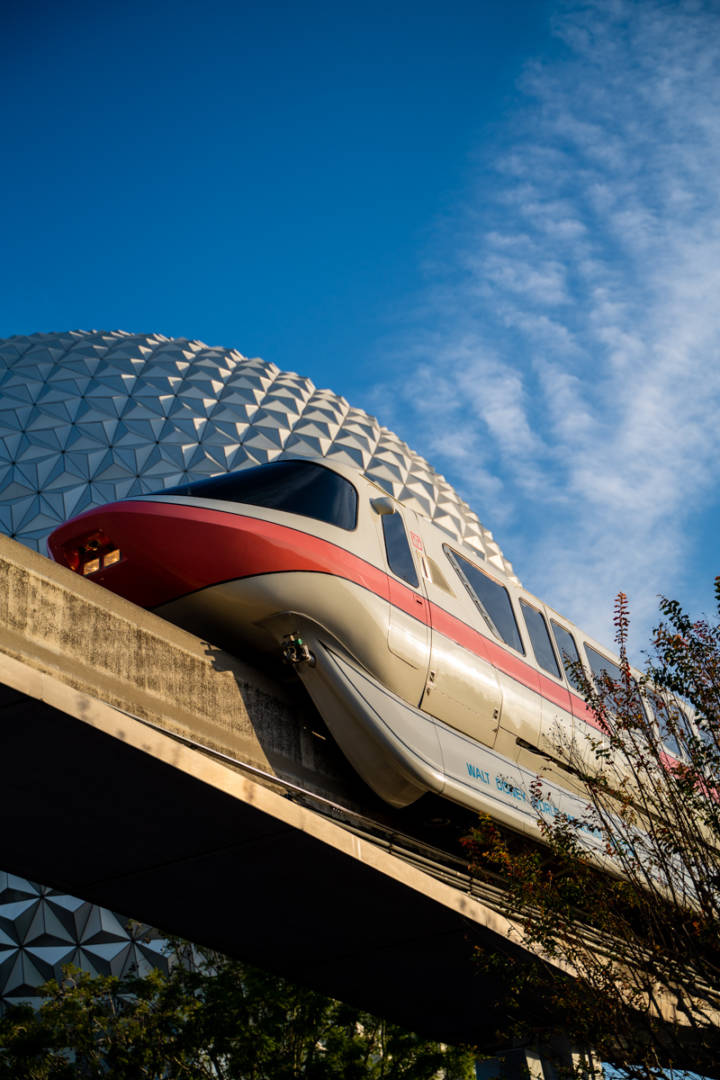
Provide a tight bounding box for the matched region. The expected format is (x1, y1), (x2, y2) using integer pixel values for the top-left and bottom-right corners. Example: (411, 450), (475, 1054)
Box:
(3, 0), (720, 654)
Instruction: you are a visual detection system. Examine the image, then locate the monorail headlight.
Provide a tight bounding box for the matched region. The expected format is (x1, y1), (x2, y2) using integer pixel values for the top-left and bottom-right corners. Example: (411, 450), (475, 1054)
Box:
(59, 529), (123, 577)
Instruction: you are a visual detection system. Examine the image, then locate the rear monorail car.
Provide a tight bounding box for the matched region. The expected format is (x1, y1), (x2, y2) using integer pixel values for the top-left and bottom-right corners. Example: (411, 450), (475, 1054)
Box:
(47, 457), (667, 847)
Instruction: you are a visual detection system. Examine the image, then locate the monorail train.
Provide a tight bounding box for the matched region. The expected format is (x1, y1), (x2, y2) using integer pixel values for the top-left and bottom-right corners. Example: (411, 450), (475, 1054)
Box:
(46, 456), (669, 849)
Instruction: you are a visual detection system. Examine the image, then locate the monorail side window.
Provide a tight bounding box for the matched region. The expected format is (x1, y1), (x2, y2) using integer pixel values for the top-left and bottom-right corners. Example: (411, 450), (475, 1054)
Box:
(521, 601), (560, 678)
(382, 512), (419, 588)
(696, 717), (718, 754)
(158, 460), (358, 530)
(550, 622), (583, 690)
(583, 643), (625, 718)
(586, 644), (649, 731)
(645, 691), (690, 760)
(584, 644), (623, 687)
(445, 548), (524, 653)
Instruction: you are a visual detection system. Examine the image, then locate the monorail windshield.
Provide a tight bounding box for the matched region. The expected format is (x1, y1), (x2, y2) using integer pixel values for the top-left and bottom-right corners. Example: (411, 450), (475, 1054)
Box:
(158, 460), (358, 530)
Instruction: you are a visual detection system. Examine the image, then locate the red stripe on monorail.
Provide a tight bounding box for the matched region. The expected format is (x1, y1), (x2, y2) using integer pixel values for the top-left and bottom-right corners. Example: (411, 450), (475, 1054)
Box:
(48, 500), (392, 610)
(424, 596), (600, 729)
(50, 499), (600, 730)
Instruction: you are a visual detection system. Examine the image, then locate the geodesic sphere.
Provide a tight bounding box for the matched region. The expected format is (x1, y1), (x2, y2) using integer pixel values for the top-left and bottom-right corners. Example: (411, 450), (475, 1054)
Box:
(0, 329), (515, 579)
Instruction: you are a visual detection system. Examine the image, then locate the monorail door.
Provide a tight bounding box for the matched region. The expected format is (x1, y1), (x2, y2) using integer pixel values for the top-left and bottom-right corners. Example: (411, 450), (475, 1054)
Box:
(417, 543), (503, 751)
(371, 498), (431, 709)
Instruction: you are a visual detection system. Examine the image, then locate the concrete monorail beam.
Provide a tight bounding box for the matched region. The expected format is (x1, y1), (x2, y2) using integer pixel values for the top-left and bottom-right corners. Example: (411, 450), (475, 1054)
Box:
(0, 534), (534, 1044)
(2, 534), (714, 1073)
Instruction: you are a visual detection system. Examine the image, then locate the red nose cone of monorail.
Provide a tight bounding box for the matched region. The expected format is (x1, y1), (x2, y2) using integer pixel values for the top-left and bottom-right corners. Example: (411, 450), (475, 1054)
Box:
(49, 501), (240, 608)
(47, 500), (285, 609)
(47, 499), (349, 611)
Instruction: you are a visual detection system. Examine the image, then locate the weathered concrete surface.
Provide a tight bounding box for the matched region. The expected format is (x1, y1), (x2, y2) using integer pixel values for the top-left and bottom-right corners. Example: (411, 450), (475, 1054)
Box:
(0, 532), (369, 807)
(0, 534), (535, 1045)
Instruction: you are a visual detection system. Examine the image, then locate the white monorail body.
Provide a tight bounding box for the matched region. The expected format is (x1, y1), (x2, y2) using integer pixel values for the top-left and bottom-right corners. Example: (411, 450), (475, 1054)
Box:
(47, 457), (668, 851)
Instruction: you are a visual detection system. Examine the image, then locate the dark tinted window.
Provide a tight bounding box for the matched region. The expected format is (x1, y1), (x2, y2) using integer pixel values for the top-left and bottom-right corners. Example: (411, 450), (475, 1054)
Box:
(586, 644), (648, 732)
(697, 718), (717, 752)
(645, 692), (690, 759)
(446, 548), (524, 653)
(551, 622), (583, 690)
(521, 601), (560, 678)
(584, 644), (625, 723)
(158, 460), (357, 530)
(584, 644), (623, 686)
(382, 512), (419, 587)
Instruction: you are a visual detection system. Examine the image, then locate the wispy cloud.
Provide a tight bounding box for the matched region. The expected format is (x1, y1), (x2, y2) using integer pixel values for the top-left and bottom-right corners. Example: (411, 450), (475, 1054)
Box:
(382, 0), (720, 651)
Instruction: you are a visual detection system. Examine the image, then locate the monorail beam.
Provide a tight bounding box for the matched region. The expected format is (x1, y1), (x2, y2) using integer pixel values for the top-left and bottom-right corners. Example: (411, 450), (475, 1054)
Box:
(1, 535), (715, 1073)
(0, 534), (536, 1044)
